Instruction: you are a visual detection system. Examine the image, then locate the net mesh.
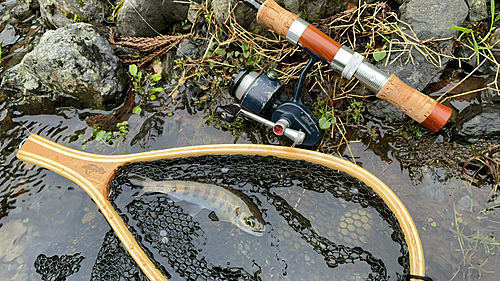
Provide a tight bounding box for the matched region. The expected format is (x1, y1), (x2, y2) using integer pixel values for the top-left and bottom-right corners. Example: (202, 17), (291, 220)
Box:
(34, 252), (85, 281)
(91, 154), (410, 281)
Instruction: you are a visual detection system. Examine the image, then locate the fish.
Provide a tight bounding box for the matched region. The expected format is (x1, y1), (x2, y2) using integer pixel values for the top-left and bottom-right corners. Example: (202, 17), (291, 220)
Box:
(129, 175), (265, 236)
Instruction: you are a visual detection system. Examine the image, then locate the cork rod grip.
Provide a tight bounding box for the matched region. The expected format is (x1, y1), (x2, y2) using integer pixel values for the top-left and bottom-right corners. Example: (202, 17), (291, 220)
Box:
(256, 0), (298, 38)
(377, 75), (452, 132)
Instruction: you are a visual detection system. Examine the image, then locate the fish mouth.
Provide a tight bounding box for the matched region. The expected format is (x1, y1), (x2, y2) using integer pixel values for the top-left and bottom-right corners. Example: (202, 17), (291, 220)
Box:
(252, 230), (264, 237)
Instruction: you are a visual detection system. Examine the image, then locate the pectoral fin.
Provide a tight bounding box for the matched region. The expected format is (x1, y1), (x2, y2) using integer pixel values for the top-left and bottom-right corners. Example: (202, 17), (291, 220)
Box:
(208, 211), (219, 221)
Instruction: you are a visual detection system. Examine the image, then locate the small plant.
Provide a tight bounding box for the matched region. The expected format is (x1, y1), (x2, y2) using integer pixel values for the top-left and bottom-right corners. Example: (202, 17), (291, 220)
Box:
(372, 49), (387, 62)
(450, 0), (500, 64)
(318, 111), (337, 130)
(82, 121), (129, 149)
(129, 64), (164, 114)
(422, 218), (437, 231)
(346, 100), (365, 123)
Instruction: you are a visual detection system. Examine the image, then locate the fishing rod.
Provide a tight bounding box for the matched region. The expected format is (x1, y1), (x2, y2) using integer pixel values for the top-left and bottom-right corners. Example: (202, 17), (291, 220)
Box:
(216, 0), (452, 146)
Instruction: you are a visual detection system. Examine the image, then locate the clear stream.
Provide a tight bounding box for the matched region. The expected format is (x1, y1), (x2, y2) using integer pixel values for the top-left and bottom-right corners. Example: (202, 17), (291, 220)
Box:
(1, 100), (499, 281)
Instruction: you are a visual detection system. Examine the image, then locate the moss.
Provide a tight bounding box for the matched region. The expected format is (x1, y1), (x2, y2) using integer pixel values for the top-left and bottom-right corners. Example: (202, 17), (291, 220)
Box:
(65, 13), (93, 23)
(77, 0), (85, 7)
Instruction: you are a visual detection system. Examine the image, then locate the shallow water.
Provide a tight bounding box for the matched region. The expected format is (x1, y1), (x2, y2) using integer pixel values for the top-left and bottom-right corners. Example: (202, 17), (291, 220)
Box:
(2, 98), (498, 281)
(1, 4), (500, 281)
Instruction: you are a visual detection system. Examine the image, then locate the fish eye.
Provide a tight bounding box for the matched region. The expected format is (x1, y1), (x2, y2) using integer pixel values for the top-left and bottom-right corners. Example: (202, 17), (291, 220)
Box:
(244, 217), (257, 228)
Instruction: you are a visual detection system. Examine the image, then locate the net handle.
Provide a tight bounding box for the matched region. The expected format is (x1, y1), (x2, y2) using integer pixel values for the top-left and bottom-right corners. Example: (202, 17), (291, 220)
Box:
(17, 134), (425, 280)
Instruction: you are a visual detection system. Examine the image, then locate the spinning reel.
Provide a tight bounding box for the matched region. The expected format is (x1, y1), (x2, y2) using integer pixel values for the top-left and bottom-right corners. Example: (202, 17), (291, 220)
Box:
(215, 53), (323, 147)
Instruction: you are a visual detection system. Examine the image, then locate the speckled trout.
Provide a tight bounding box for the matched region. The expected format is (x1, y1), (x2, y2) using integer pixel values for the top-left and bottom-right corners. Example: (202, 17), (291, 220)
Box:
(129, 176), (265, 236)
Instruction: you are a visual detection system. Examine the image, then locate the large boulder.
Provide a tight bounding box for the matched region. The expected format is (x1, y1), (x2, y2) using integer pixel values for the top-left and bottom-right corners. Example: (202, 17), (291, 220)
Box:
(213, 0), (378, 34)
(38, 0), (106, 28)
(0, 23), (128, 114)
(117, 0), (190, 37)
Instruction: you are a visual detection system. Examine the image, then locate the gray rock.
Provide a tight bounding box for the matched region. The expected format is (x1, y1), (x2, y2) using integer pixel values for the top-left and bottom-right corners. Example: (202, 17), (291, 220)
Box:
(465, 0), (489, 22)
(379, 0), (468, 91)
(0, 220), (33, 262)
(0, 24), (20, 47)
(1, 23), (128, 112)
(117, 0), (190, 37)
(400, 0), (468, 39)
(457, 195), (478, 211)
(365, 99), (405, 121)
(176, 38), (201, 59)
(213, 0), (377, 35)
(38, 0), (105, 28)
(455, 103), (500, 142)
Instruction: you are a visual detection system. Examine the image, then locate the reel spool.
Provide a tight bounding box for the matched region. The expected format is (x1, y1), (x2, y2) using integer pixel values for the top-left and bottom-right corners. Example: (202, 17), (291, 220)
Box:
(216, 64), (322, 146)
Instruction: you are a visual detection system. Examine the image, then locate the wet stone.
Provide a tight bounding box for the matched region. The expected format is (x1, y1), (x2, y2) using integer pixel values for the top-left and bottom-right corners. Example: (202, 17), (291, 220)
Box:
(0, 24), (20, 47)
(1, 23), (128, 113)
(38, 0), (105, 28)
(117, 0), (189, 37)
(457, 195), (478, 211)
(465, 0), (489, 22)
(0, 220), (29, 262)
(455, 103), (500, 143)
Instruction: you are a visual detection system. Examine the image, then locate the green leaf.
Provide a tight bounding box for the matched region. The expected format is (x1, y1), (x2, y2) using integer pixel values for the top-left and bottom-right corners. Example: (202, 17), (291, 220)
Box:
(227, 51), (234, 58)
(235, 51), (240, 57)
(491, 0), (495, 24)
(150, 94), (156, 100)
(449, 26), (472, 33)
(151, 73), (162, 82)
(471, 32), (480, 65)
(373, 49), (387, 62)
(137, 71), (142, 81)
(325, 112), (333, 119)
(216, 49), (226, 56)
(132, 105), (142, 114)
(318, 117), (332, 130)
(129, 64), (138, 77)
(495, 12), (500, 24)
(242, 43), (249, 51)
(148, 87), (164, 93)
(243, 51), (250, 58)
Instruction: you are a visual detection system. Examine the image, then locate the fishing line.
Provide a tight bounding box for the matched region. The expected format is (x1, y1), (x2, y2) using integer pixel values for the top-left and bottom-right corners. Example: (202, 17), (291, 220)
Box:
(130, 2), (164, 36)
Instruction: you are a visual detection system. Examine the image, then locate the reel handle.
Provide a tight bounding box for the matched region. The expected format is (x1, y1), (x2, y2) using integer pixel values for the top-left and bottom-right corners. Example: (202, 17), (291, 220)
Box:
(215, 104), (306, 145)
(254, 0), (452, 132)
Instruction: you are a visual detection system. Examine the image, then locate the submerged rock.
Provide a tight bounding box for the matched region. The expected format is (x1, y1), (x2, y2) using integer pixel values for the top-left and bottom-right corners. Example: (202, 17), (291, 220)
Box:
(38, 0), (105, 28)
(0, 23), (128, 113)
(455, 103), (500, 142)
(0, 220), (32, 262)
(117, 0), (190, 37)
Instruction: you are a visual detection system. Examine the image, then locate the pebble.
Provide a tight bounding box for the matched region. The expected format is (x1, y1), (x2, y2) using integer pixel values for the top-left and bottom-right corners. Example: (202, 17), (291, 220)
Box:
(0, 220), (28, 262)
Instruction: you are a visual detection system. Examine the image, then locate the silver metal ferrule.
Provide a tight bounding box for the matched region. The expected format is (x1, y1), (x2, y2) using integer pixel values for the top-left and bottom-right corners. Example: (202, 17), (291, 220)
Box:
(330, 46), (390, 92)
(354, 61), (390, 93)
(286, 17), (309, 45)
